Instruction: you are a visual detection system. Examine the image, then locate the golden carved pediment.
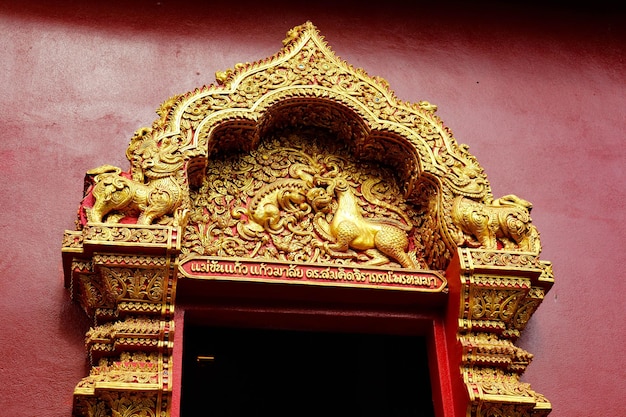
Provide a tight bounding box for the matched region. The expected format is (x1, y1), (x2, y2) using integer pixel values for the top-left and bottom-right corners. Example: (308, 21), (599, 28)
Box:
(75, 21), (540, 270)
(62, 21), (552, 417)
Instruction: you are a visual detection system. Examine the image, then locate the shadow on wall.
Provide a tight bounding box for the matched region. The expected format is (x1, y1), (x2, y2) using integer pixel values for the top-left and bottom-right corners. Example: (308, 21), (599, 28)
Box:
(3, 0), (624, 41)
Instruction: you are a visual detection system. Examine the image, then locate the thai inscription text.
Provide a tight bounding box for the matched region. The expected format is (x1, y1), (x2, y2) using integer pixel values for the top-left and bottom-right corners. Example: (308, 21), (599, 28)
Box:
(180, 257), (446, 292)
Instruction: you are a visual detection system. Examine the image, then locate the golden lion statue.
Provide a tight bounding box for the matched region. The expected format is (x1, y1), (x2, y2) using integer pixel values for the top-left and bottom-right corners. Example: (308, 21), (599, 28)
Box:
(451, 194), (540, 253)
(85, 130), (185, 226)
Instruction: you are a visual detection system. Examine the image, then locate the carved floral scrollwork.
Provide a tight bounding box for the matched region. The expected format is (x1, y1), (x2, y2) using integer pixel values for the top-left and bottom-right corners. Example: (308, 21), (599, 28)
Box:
(64, 232), (176, 417)
(474, 403), (536, 417)
(469, 250), (543, 269)
(183, 131), (434, 269)
(460, 333), (533, 370)
(93, 254), (169, 268)
(457, 247), (552, 416)
(470, 287), (525, 322)
(99, 267), (165, 303)
(169, 21), (492, 207)
(469, 367), (536, 397)
(84, 225), (170, 245)
(74, 391), (159, 417)
(78, 273), (116, 311)
(63, 230), (84, 249)
(75, 352), (161, 390)
(86, 317), (162, 343)
(512, 288), (545, 331)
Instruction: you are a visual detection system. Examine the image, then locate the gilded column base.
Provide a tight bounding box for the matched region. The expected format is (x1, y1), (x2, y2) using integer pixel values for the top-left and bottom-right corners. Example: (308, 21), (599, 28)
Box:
(456, 248), (554, 417)
(62, 224), (179, 417)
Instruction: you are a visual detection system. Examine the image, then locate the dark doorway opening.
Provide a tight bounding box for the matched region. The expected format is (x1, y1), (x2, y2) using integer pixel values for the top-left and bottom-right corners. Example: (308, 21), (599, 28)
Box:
(181, 326), (435, 417)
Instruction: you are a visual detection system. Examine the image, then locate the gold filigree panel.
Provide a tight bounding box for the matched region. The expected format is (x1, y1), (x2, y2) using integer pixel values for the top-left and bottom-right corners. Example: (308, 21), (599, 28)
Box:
(182, 129), (446, 270)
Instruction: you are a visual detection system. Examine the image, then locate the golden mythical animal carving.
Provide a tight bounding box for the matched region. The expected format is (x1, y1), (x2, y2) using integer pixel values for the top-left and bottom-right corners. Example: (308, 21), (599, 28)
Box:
(233, 178), (311, 236)
(311, 176), (416, 268)
(451, 194), (540, 252)
(85, 131), (185, 225)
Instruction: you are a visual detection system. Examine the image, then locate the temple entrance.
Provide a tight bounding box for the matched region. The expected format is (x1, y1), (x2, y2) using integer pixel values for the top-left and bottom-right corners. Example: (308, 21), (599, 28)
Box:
(61, 22), (553, 417)
(181, 326), (435, 417)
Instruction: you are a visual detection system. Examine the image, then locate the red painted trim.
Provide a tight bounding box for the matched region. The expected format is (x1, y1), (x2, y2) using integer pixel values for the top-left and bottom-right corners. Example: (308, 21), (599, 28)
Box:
(430, 318), (461, 417)
(443, 252), (469, 417)
(172, 289), (466, 416)
(170, 308), (185, 417)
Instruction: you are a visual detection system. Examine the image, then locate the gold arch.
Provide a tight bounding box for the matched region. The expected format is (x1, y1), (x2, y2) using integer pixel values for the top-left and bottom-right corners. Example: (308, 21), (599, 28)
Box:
(141, 22), (496, 266)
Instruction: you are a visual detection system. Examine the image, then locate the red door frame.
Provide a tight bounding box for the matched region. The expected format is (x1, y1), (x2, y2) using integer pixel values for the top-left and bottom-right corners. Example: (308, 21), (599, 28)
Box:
(169, 278), (466, 417)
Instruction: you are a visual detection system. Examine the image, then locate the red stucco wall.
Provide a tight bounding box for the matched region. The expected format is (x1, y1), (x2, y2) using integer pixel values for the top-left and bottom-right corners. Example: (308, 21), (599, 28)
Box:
(1, 1), (624, 416)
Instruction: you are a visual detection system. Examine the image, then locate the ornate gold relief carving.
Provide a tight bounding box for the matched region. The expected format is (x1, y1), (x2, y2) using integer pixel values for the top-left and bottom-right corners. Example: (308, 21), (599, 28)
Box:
(452, 194), (541, 253)
(62, 22), (553, 417)
(84, 225), (171, 246)
(82, 128), (188, 227)
(73, 352), (171, 416)
(63, 227), (177, 416)
(316, 174), (416, 268)
(86, 316), (164, 359)
(184, 132), (427, 269)
(456, 248), (553, 416)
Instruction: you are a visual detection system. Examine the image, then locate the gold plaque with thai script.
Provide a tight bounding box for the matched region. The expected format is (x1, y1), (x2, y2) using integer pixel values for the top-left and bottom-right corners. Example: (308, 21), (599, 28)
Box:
(179, 256), (446, 292)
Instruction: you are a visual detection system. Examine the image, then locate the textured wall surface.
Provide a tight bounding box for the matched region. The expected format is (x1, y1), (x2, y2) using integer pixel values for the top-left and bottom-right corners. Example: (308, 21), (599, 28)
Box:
(1, 1), (624, 416)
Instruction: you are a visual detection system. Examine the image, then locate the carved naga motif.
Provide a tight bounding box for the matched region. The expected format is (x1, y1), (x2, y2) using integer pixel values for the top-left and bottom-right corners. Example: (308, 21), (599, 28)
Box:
(451, 194), (541, 253)
(83, 128), (185, 226)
